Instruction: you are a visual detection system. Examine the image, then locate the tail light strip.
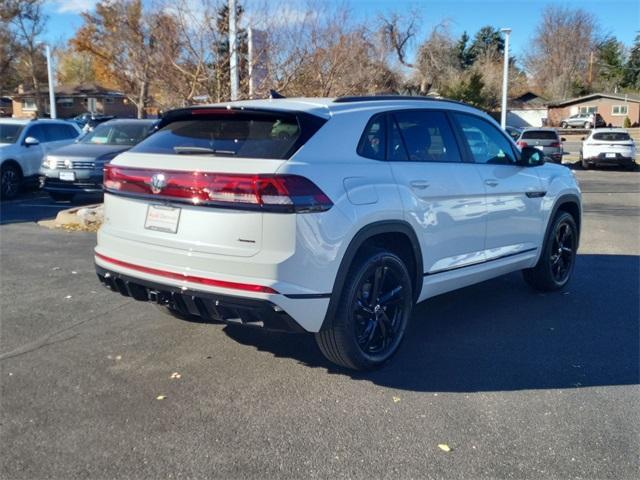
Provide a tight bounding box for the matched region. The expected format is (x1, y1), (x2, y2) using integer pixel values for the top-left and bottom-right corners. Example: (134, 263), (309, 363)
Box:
(95, 252), (279, 294)
(103, 165), (332, 213)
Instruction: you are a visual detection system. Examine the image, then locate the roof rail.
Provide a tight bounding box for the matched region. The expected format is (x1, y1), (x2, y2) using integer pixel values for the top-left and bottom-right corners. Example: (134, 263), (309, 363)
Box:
(333, 95), (467, 106)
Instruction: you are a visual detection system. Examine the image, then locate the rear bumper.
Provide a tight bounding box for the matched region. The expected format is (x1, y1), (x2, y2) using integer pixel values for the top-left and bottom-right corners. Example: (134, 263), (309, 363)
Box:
(584, 153), (636, 166)
(96, 263), (306, 333)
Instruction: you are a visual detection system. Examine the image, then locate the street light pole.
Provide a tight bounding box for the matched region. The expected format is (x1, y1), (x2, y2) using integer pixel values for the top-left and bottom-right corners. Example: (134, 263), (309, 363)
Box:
(500, 28), (511, 129)
(45, 44), (56, 118)
(229, 0), (238, 101)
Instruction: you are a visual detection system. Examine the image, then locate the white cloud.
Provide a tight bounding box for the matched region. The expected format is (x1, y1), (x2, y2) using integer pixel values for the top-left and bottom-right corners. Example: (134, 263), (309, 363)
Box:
(50, 0), (99, 14)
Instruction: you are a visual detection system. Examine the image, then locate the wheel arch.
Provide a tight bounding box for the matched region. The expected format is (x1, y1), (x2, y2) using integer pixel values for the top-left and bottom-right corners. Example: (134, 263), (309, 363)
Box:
(321, 220), (423, 330)
(546, 193), (582, 249)
(1, 159), (23, 177)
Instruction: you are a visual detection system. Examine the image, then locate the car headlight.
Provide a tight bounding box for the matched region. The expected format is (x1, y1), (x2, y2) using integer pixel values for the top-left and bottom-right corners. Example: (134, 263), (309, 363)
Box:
(42, 157), (57, 169)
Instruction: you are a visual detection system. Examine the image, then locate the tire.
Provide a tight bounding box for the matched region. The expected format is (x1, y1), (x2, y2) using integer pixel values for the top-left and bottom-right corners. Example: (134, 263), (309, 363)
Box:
(0, 163), (22, 199)
(315, 248), (414, 370)
(523, 212), (578, 291)
(560, 122), (568, 129)
(49, 192), (75, 202)
(584, 122), (592, 129)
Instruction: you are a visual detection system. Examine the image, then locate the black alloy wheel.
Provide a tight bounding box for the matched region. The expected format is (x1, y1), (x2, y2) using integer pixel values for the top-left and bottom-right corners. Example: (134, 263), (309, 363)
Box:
(1, 164), (21, 199)
(523, 211), (578, 291)
(316, 249), (413, 370)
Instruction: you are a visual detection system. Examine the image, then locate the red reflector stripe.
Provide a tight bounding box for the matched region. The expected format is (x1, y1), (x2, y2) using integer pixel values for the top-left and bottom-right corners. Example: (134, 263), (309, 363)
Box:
(95, 253), (278, 294)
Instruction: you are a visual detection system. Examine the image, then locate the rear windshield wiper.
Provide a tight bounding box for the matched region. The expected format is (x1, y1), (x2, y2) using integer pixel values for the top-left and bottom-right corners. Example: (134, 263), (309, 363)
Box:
(173, 146), (236, 156)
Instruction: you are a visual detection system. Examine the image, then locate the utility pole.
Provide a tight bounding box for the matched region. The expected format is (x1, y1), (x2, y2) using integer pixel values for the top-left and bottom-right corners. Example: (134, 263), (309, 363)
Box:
(248, 27), (253, 99)
(45, 44), (56, 118)
(500, 28), (511, 129)
(229, 0), (239, 101)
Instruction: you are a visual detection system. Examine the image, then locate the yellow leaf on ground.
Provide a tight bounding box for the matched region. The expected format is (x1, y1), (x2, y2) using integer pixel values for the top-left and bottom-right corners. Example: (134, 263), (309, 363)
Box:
(170, 372), (181, 379)
(392, 396), (401, 403)
(438, 444), (451, 452)
(156, 395), (166, 400)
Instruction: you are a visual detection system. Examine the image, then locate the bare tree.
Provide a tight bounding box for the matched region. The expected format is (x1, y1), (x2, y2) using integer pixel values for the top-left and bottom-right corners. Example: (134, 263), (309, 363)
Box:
(525, 5), (598, 100)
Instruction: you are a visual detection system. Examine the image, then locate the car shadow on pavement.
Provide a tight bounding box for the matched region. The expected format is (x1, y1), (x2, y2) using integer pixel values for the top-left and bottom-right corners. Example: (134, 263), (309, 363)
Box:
(0, 192), (102, 225)
(224, 253), (639, 392)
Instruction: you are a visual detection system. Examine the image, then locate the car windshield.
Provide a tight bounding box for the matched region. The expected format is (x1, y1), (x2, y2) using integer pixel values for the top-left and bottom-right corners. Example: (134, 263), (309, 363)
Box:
(132, 112), (303, 159)
(592, 132), (631, 142)
(521, 130), (558, 140)
(0, 124), (24, 144)
(81, 122), (152, 146)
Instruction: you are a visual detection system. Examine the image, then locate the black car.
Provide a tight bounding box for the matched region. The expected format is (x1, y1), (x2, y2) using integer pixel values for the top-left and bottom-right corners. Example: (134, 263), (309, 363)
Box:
(40, 119), (157, 201)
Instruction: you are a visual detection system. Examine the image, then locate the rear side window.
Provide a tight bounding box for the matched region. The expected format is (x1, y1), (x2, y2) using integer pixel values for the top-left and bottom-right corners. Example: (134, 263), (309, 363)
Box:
(521, 130), (558, 140)
(454, 113), (516, 165)
(132, 110), (323, 160)
(390, 110), (462, 163)
(357, 115), (386, 160)
(592, 131), (631, 141)
(49, 124), (79, 141)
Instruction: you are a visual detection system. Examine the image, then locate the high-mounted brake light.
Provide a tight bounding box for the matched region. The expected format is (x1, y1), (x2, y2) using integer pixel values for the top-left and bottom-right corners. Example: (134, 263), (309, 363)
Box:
(103, 165), (333, 213)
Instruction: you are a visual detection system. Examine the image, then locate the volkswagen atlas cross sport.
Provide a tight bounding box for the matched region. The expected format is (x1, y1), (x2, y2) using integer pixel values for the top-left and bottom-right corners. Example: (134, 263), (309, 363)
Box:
(95, 96), (582, 370)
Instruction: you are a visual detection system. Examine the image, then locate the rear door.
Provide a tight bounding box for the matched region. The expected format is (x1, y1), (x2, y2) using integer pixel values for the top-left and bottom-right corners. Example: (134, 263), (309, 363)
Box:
(452, 112), (545, 259)
(386, 109), (487, 274)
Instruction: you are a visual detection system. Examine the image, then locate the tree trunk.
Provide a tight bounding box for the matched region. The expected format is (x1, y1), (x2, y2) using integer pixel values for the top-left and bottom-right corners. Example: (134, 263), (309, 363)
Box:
(137, 80), (148, 119)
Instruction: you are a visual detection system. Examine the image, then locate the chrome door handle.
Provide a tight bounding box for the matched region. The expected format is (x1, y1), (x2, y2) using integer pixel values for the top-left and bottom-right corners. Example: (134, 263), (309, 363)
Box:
(484, 179), (499, 187)
(410, 180), (430, 190)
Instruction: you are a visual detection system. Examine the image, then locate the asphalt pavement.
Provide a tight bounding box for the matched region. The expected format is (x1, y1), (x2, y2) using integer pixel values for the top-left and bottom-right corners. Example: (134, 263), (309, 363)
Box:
(1, 169), (638, 479)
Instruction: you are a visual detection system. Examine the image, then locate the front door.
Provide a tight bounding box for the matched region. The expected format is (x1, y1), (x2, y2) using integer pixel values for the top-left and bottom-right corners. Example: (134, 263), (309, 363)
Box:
(386, 109), (487, 276)
(452, 112), (546, 259)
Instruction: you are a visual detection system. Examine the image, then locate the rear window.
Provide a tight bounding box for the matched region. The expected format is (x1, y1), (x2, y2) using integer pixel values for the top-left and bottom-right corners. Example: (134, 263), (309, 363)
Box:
(592, 131), (631, 142)
(132, 110), (323, 160)
(0, 124), (24, 144)
(521, 130), (558, 140)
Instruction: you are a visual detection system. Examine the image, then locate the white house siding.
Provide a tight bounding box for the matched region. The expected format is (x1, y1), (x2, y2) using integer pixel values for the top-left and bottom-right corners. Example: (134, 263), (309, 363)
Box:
(507, 109), (547, 127)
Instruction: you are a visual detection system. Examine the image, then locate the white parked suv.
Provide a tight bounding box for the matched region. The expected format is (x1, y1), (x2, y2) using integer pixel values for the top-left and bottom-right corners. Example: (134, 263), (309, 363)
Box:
(580, 128), (637, 170)
(95, 96), (582, 370)
(0, 119), (81, 198)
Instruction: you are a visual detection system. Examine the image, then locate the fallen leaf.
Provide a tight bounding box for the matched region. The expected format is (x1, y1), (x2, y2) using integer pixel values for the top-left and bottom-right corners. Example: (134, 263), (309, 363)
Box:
(64, 295), (72, 299)
(392, 396), (401, 403)
(71, 271), (77, 275)
(156, 395), (166, 400)
(170, 372), (181, 379)
(115, 355), (122, 361)
(438, 444), (452, 452)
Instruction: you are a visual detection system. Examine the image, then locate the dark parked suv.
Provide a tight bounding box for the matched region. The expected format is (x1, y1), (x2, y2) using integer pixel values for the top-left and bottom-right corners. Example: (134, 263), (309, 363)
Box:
(40, 119), (156, 201)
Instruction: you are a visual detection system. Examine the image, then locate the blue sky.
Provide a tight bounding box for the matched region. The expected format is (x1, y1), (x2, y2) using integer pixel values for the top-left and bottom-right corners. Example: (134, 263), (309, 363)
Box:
(44, 0), (639, 59)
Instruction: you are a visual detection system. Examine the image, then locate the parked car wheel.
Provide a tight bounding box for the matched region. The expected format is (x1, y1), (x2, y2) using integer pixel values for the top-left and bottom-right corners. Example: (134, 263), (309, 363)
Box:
(0, 163), (22, 200)
(315, 248), (413, 370)
(560, 121), (568, 129)
(584, 122), (592, 128)
(49, 192), (75, 202)
(522, 212), (577, 291)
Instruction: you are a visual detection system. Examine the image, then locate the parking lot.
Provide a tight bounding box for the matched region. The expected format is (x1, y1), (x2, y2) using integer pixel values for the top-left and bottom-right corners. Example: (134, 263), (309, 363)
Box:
(1, 166), (638, 479)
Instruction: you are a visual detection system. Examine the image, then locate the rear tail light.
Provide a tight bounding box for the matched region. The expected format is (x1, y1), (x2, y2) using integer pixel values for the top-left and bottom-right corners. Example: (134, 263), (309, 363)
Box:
(549, 142), (561, 148)
(103, 165), (333, 213)
(516, 141), (528, 148)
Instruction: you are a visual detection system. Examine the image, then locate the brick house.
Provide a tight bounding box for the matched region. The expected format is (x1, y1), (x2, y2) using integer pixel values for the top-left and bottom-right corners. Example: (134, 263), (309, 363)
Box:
(11, 83), (137, 119)
(547, 92), (640, 127)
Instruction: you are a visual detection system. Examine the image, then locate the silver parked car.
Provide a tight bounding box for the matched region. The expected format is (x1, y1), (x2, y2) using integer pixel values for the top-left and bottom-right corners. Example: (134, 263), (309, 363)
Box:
(560, 112), (605, 129)
(40, 119), (156, 201)
(515, 128), (565, 164)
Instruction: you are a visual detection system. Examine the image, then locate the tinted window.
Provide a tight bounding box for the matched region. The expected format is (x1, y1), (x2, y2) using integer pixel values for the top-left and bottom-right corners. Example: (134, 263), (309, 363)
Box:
(357, 115), (386, 160)
(82, 122), (153, 146)
(0, 124), (24, 144)
(521, 130), (559, 140)
(132, 112), (304, 159)
(25, 124), (49, 142)
(592, 131), (631, 141)
(454, 113), (516, 165)
(388, 116), (409, 161)
(390, 110), (462, 163)
(48, 124), (78, 141)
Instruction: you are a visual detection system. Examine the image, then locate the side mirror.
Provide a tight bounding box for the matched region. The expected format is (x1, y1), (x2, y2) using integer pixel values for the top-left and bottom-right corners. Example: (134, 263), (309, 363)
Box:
(518, 146), (545, 167)
(561, 137), (566, 142)
(24, 136), (39, 147)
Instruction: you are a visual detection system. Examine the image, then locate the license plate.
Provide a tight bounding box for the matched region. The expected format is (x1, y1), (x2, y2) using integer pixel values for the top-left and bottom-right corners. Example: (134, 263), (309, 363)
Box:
(59, 171), (76, 181)
(535, 145), (544, 151)
(145, 204), (181, 234)
(606, 153), (616, 158)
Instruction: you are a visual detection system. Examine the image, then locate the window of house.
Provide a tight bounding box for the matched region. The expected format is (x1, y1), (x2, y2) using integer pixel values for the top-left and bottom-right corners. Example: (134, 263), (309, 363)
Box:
(579, 106), (597, 114)
(56, 98), (74, 108)
(22, 98), (37, 111)
(612, 105), (628, 116)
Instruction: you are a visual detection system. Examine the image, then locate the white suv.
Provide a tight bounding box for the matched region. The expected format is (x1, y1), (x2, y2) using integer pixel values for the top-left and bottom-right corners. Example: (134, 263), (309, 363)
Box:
(580, 128), (637, 170)
(0, 119), (81, 198)
(95, 97), (582, 370)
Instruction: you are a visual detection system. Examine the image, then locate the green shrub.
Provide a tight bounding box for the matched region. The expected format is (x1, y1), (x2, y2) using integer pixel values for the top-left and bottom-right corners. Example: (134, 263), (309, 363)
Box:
(623, 116), (631, 128)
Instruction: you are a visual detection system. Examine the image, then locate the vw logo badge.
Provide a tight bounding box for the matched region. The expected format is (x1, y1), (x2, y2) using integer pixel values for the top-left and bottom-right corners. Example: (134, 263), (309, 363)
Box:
(149, 173), (167, 194)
